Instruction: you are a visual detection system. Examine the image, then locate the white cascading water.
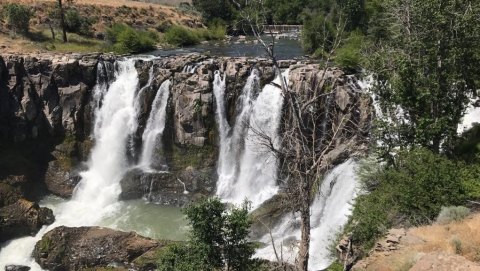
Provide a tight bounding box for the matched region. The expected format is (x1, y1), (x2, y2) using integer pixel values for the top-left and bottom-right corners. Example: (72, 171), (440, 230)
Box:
(255, 159), (359, 270)
(138, 80), (171, 170)
(458, 96), (480, 134)
(214, 70), (287, 208)
(0, 60), (140, 269)
(215, 70), (258, 201)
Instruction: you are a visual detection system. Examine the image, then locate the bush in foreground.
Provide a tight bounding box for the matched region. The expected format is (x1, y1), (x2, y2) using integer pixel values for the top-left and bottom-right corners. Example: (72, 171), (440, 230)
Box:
(157, 198), (257, 271)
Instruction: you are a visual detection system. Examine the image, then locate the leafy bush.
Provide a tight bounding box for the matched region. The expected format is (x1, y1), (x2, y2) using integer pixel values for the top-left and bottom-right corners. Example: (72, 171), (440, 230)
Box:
(157, 197), (256, 271)
(106, 23), (158, 53)
(2, 3), (33, 33)
(460, 164), (480, 199)
(301, 11), (336, 55)
(346, 148), (468, 254)
(200, 20), (227, 40)
(192, 0), (237, 23)
(436, 206), (470, 225)
(155, 21), (172, 33)
(164, 25), (200, 46)
(64, 8), (94, 37)
(335, 31), (364, 71)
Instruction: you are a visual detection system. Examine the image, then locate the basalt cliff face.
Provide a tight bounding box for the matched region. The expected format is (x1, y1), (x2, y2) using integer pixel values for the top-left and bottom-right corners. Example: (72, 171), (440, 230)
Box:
(0, 53), (371, 245)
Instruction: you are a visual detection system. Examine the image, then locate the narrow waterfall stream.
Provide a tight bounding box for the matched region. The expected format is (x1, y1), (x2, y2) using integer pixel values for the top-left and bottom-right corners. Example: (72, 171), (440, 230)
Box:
(138, 80), (171, 171)
(214, 70), (287, 208)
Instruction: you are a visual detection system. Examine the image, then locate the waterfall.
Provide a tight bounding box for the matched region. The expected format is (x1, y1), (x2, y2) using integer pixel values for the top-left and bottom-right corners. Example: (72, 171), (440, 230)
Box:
(215, 70), (259, 201)
(182, 64), (198, 74)
(214, 70), (286, 208)
(254, 159), (359, 270)
(0, 60), (140, 269)
(138, 80), (171, 171)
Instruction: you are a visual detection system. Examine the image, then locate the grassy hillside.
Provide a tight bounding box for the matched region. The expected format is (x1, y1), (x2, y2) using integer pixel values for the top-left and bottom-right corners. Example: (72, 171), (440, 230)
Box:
(0, 0), (201, 53)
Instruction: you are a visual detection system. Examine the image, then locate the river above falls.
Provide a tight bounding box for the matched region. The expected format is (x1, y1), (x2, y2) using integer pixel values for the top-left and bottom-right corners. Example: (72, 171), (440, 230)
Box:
(152, 36), (305, 60)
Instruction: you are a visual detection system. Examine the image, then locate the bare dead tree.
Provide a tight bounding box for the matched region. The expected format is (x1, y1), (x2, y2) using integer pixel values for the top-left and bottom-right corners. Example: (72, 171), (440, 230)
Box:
(234, 2), (363, 270)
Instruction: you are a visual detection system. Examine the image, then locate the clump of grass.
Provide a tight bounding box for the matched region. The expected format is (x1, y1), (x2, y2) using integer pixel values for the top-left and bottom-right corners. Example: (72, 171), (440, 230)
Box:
(436, 206), (470, 225)
(163, 23), (226, 46)
(451, 237), (463, 254)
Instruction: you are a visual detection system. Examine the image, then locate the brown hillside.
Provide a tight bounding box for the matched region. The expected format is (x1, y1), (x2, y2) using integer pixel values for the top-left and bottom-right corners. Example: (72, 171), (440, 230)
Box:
(0, 0), (201, 53)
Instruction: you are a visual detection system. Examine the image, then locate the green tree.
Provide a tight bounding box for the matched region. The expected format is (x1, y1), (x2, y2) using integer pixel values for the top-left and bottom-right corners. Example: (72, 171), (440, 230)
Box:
(192, 0), (236, 23)
(368, 0), (480, 153)
(158, 198), (256, 271)
(2, 3), (33, 34)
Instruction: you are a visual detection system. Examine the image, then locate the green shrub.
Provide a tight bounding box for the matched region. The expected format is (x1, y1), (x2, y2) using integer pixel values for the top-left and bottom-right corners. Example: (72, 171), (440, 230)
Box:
(64, 8), (93, 37)
(302, 11), (336, 54)
(156, 243), (205, 271)
(157, 198), (256, 271)
(164, 25), (200, 46)
(156, 21), (172, 33)
(436, 206), (470, 225)
(106, 23), (158, 53)
(2, 3), (33, 33)
(335, 31), (364, 71)
(346, 148), (468, 254)
(460, 164), (480, 199)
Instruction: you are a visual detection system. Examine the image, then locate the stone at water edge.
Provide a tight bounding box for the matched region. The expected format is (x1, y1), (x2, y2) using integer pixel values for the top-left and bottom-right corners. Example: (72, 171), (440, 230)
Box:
(33, 226), (163, 270)
(0, 199), (54, 243)
(5, 266), (31, 271)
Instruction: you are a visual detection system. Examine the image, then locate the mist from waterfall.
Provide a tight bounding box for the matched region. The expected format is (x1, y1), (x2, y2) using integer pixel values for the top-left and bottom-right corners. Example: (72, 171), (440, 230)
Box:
(138, 80), (171, 171)
(214, 70), (286, 208)
(254, 159), (359, 270)
(0, 60), (140, 269)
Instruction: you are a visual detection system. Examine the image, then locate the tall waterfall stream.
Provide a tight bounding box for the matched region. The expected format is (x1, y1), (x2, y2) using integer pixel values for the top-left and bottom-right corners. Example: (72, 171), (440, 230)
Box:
(0, 58), (362, 270)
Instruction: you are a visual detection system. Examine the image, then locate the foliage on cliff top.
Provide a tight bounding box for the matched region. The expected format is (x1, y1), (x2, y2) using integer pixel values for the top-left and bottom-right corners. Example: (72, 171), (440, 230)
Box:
(106, 23), (158, 54)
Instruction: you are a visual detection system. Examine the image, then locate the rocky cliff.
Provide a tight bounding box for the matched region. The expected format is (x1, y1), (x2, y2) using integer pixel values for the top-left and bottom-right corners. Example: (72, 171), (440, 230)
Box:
(0, 52), (371, 245)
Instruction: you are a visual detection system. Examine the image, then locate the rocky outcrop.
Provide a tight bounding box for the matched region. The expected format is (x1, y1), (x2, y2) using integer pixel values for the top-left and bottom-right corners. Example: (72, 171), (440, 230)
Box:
(0, 199), (54, 242)
(33, 226), (166, 271)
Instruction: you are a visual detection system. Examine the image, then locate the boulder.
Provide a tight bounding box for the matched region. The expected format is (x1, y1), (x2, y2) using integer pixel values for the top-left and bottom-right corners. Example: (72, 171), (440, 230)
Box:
(0, 199), (54, 242)
(119, 166), (215, 207)
(33, 226), (162, 271)
(5, 265), (31, 271)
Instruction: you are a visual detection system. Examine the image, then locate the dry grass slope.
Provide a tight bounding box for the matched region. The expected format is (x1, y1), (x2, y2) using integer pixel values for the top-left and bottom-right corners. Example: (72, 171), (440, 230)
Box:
(354, 214), (480, 271)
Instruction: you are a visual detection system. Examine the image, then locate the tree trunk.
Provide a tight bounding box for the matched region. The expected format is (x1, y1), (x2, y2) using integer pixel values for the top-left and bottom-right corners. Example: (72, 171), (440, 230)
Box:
(58, 0), (67, 43)
(48, 22), (55, 40)
(297, 173), (311, 271)
(298, 204), (311, 271)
